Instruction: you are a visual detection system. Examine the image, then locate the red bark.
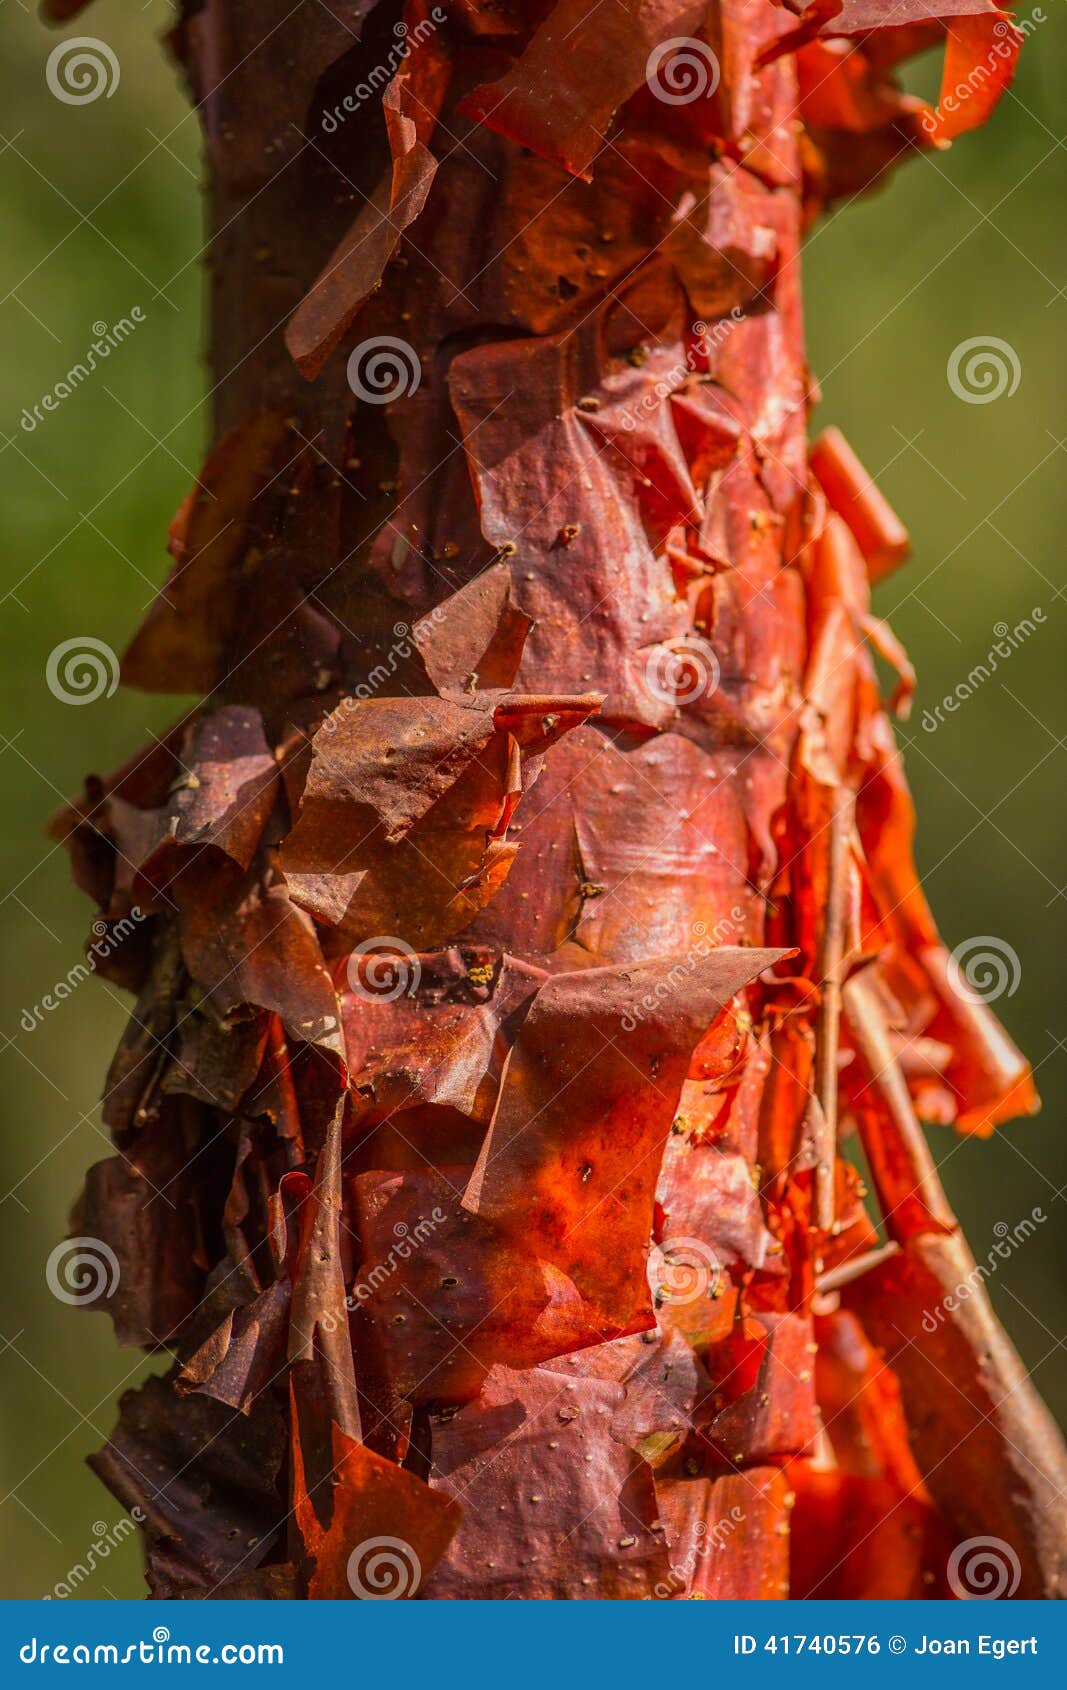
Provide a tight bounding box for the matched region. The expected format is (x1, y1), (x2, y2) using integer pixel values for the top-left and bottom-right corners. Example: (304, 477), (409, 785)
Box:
(49, 0), (1066, 1598)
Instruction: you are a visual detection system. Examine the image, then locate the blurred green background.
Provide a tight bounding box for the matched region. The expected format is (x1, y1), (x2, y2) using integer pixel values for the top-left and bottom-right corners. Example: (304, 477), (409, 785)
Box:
(0, 0), (1063, 1600)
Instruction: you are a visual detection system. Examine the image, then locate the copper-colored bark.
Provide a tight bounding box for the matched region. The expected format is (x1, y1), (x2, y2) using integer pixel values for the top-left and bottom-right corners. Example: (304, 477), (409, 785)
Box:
(48, 0), (1065, 1598)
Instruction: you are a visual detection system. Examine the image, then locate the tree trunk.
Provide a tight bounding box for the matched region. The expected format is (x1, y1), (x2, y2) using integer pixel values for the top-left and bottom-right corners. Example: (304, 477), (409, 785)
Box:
(51, 0), (1067, 1599)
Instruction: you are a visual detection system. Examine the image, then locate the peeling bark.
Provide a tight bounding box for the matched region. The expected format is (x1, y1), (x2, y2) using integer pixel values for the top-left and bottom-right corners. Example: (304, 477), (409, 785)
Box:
(48, 0), (1065, 1598)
